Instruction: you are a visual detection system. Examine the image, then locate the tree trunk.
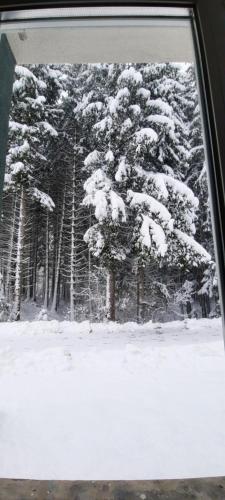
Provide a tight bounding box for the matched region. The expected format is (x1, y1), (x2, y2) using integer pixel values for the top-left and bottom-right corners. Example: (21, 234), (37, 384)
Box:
(51, 216), (57, 302)
(44, 211), (49, 309)
(13, 187), (25, 321)
(186, 300), (192, 318)
(5, 193), (17, 302)
(106, 269), (116, 321)
(51, 187), (66, 312)
(70, 151), (76, 321)
(31, 219), (38, 302)
(137, 265), (145, 323)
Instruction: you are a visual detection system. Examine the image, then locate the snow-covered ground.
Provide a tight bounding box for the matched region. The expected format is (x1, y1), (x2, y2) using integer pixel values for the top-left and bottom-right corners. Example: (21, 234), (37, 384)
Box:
(0, 317), (225, 480)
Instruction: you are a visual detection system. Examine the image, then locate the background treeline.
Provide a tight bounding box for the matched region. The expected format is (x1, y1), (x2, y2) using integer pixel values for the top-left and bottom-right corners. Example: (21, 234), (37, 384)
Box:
(0, 63), (220, 322)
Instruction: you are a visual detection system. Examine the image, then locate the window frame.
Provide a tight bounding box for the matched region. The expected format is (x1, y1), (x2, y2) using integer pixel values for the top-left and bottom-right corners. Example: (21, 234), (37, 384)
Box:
(0, 0), (225, 337)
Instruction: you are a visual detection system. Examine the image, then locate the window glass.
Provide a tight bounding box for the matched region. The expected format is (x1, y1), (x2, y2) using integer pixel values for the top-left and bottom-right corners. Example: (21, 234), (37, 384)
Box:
(0, 8), (224, 481)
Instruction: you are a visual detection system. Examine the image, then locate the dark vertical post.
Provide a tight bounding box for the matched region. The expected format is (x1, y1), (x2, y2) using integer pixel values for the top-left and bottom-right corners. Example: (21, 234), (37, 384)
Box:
(0, 34), (16, 213)
(193, 0), (225, 337)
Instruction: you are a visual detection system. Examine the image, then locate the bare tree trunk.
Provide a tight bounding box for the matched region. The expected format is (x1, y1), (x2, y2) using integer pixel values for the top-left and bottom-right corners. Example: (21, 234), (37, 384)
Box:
(13, 187), (25, 321)
(137, 265), (145, 323)
(106, 269), (115, 321)
(44, 211), (49, 309)
(88, 211), (93, 331)
(51, 187), (66, 312)
(31, 217), (38, 302)
(70, 151), (76, 321)
(137, 270), (140, 323)
(5, 193), (17, 302)
(88, 248), (93, 323)
(51, 216), (57, 302)
(186, 300), (192, 318)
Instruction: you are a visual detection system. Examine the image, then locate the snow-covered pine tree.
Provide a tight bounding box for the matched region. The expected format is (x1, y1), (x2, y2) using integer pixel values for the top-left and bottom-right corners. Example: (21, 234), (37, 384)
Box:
(124, 63), (212, 320)
(3, 65), (56, 319)
(182, 64), (220, 317)
(46, 64), (90, 318)
(81, 63), (212, 321)
(0, 62), (216, 323)
(81, 64), (138, 320)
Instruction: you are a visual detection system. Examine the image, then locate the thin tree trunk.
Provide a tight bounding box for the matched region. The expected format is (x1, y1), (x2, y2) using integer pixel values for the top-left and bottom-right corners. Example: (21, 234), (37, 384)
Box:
(51, 217), (57, 302)
(88, 248), (92, 323)
(106, 269), (116, 321)
(88, 211), (93, 331)
(70, 149), (76, 322)
(5, 193), (17, 302)
(31, 219), (38, 302)
(51, 187), (66, 312)
(186, 300), (192, 318)
(13, 187), (25, 321)
(137, 270), (140, 323)
(137, 265), (145, 323)
(44, 211), (49, 309)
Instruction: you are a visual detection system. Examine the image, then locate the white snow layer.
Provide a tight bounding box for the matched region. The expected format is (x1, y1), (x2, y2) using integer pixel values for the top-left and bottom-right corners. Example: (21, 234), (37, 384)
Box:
(9, 121), (30, 136)
(147, 114), (175, 130)
(110, 191), (126, 222)
(135, 128), (158, 144)
(82, 101), (103, 116)
(10, 161), (27, 176)
(134, 167), (198, 208)
(146, 98), (172, 117)
(31, 188), (55, 211)
(15, 65), (37, 81)
(174, 229), (211, 262)
(84, 169), (126, 222)
(94, 116), (113, 132)
(105, 150), (114, 162)
(136, 87), (150, 99)
(84, 150), (100, 168)
(38, 121), (58, 137)
(140, 215), (167, 256)
(8, 140), (30, 159)
(117, 67), (143, 85)
(128, 190), (171, 223)
(115, 157), (129, 182)
(129, 104), (141, 115)
(162, 174), (199, 208)
(0, 317), (224, 480)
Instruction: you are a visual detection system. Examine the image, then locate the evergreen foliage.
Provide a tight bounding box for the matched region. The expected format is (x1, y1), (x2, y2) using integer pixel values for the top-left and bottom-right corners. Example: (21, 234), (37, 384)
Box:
(0, 62), (220, 322)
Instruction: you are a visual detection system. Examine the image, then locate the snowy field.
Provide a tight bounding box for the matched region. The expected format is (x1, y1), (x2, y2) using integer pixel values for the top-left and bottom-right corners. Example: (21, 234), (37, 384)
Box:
(0, 317), (225, 480)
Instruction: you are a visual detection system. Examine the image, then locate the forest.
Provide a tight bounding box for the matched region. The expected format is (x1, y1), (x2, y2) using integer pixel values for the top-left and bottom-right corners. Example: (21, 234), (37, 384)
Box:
(0, 62), (220, 322)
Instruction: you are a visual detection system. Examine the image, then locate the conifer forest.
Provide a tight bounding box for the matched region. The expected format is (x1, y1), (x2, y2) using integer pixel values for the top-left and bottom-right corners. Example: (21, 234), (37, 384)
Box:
(0, 62), (220, 322)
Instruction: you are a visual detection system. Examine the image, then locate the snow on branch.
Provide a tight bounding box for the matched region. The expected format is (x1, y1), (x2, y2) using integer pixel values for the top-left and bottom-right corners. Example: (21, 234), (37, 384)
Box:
(9, 121), (30, 136)
(140, 215), (168, 256)
(127, 190), (172, 224)
(162, 174), (199, 208)
(82, 101), (103, 116)
(84, 150), (100, 168)
(136, 88), (150, 100)
(135, 128), (158, 144)
(174, 229), (211, 262)
(15, 65), (37, 81)
(84, 225), (105, 257)
(146, 98), (172, 117)
(110, 191), (126, 222)
(38, 122), (58, 137)
(83, 169), (126, 222)
(30, 188), (55, 211)
(115, 157), (129, 183)
(94, 116), (113, 132)
(147, 114), (175, 130)
(10, 162), (28, 176)
(117, 67), (142, 85)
